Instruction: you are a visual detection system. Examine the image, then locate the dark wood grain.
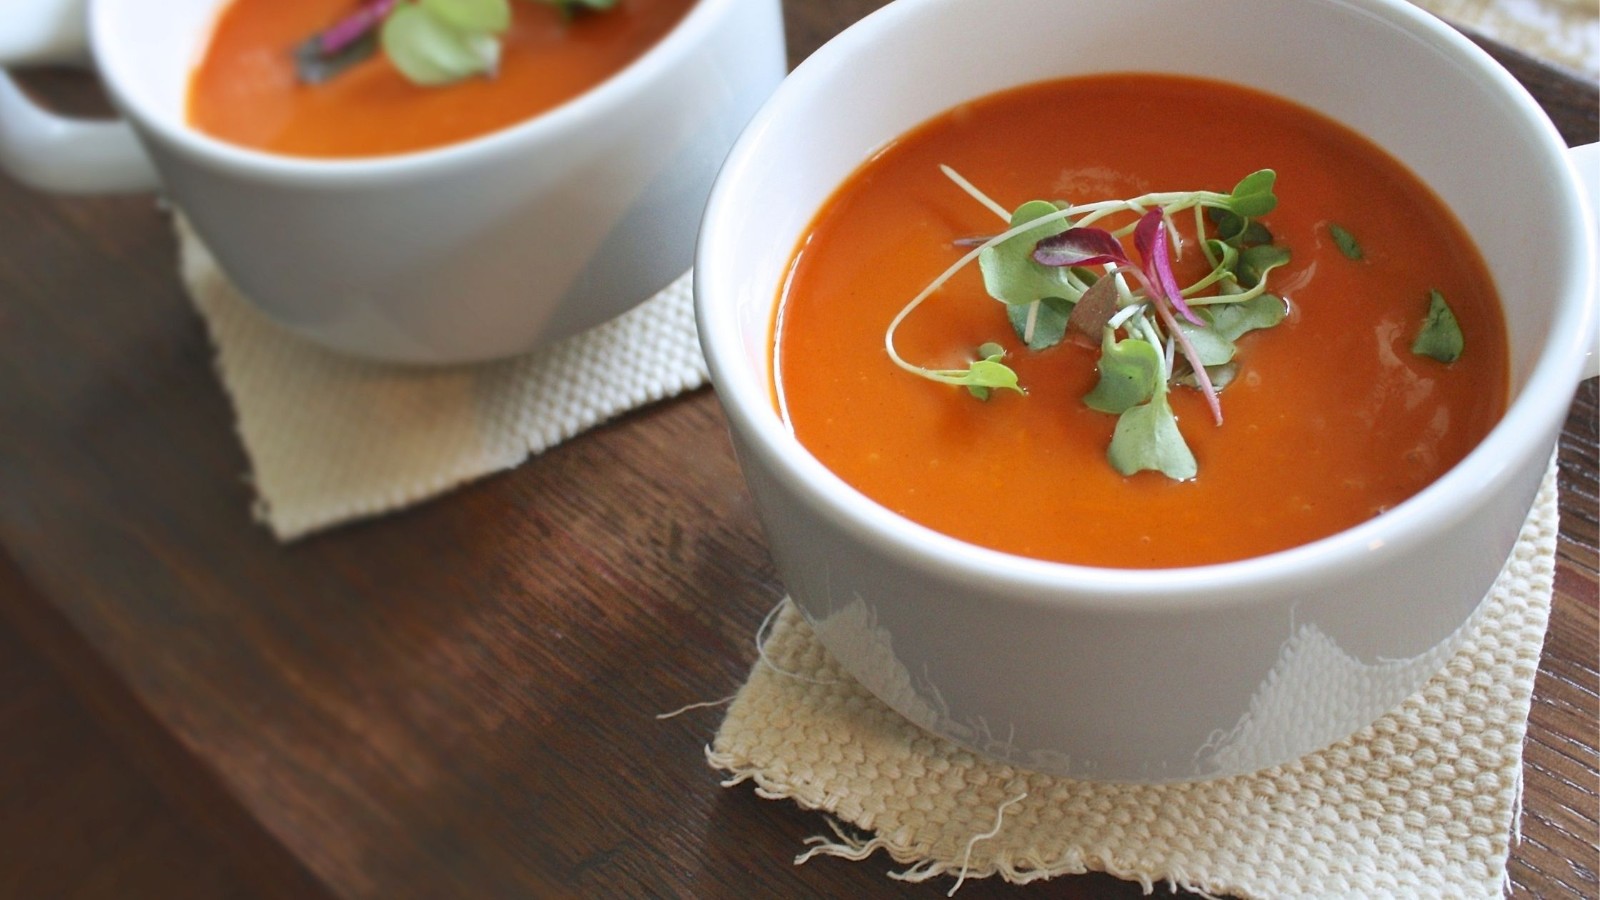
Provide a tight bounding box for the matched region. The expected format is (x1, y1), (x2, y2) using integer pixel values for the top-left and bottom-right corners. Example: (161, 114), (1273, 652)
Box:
(0, 4), (1594, 899)
(0, 618), (262, 900)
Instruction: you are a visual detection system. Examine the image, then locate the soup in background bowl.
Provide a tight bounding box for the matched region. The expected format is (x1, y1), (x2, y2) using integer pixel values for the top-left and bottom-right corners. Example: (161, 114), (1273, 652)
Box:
(190, 0), (700, 158)
(0, 0), (785, 364)
(696, 0), (1597, 781)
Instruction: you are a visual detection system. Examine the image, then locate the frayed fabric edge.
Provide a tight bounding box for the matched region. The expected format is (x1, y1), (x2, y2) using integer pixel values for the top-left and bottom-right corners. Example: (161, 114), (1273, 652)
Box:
(708, 748), (1236, 899)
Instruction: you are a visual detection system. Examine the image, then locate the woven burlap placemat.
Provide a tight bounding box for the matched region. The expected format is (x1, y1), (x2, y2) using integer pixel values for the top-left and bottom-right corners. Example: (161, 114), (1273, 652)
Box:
(711, 469), (1557, 898)
(175, 220), (706, 541)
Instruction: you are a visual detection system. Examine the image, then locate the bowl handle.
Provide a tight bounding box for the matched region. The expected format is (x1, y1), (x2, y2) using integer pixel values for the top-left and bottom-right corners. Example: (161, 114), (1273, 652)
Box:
(0, 0), (157, 194)
(1573, 142), (1600, 382)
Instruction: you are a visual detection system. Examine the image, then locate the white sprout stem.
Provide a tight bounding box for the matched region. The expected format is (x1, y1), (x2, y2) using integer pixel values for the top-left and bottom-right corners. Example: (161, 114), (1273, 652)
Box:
(1022, 300), (1040, 345)
(1107, 302), (1143, 331)
(940, 164), (1012, 222)
(1134, 315), (1168, 382)
(1069, 190), (1228, 232)
(1167, 208), (1190, 264)
(885, 206), (1078, 380)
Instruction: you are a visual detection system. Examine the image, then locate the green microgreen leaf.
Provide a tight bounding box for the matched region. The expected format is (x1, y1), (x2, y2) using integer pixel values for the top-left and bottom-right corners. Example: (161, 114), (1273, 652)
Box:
(1227, 169), (1278, 218)
(979, 201), (1078, 306)
(963, 346), (1022, 400)
(1208, 293), (1287, 342)
(381, 2), (504, 85)
(296, 0), (621, 87)
(423, 0), (510, 31)
(1108, 392), (1197, 481)
(534, 0), (618, 17)
(1177, 362), (1239, 393)
(1174, 293), (1287, 367)
(1235, 244), (1291, 290)
(1411, 289), (1464, 363)
(1084, 331), (1162, 414)
(1174, 320), (1236, 366)
(1206, 208), (1272, 248)
(1007, 297), (1074, 351)
(1327, 222), (1364, 261)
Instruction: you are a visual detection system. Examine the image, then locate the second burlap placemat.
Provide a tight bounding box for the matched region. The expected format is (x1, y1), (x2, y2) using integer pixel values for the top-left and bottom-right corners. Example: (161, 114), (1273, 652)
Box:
(175, 220), (707, 541)
(711, 469), (1558, 898)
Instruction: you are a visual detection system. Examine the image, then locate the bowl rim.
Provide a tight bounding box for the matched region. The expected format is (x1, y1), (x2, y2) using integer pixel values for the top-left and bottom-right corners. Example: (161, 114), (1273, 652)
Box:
(90, 0), (739, 186)
(695, 0), (1596, 615)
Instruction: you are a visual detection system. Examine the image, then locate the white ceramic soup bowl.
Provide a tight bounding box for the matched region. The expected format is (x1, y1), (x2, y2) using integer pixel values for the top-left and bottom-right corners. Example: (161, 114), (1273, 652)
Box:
(697, 0), (1598, 781)
(0, 0), (784, 364)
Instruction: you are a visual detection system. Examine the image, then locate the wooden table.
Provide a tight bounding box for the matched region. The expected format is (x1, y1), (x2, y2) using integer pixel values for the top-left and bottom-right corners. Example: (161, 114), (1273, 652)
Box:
(1, 3), (1594, 897)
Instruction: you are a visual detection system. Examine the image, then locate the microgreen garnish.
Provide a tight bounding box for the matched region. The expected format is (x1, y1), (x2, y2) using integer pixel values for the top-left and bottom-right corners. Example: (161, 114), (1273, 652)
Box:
(963, 342), (1020, 400)
(1084, 329), (1161, 414)
(294, 0), (617, 87)
(382, 0), (508, 85)
(1327, 222), (1364, 261)
(885, 166), (1294, 481)
(980, 201), (1079, 306)
(295, 0), (396, 84)
(1064, 275), (1120, 346)
(1007, 297), (1074, 350)
(1108, 390), (1198, 480)
(1411, 289), (1464, 363)
(538, 0), (620, 19)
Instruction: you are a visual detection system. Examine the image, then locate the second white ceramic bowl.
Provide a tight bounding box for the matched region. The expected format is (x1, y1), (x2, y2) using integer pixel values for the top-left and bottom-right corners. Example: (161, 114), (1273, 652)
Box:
(0, 0), (787, 363)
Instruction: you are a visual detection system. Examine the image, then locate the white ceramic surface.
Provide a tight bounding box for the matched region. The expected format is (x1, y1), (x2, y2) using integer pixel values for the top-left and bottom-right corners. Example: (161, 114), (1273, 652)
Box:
(0, 0), (785, 364)
(697, 0), (1598, 781)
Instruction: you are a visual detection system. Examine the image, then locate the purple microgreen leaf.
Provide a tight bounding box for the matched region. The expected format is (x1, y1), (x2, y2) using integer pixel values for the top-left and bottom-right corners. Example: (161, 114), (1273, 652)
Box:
(1133, 209), (1202, 326)
(295, 32), (379, 84)
(1065, 275), (1120, 346)
(324, 0), (399, 54)
(295, 0), (396, 84)
(1033, 227), (1129, 268)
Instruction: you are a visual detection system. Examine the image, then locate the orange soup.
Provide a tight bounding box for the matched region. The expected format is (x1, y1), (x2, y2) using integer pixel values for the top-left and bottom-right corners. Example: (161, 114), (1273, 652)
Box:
(774, 75), (1508, 569)
(189, 0), (696, 157)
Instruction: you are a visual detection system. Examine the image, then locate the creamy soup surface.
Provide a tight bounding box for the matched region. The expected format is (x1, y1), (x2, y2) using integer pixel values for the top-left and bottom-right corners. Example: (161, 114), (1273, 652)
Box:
(773, 74), (1509, 568)
(189, 0), (697, 157)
